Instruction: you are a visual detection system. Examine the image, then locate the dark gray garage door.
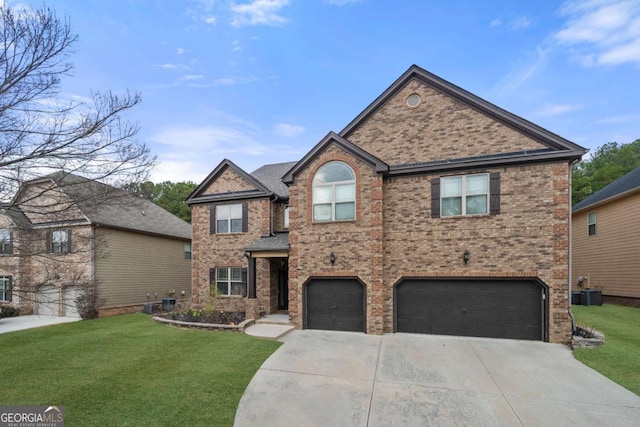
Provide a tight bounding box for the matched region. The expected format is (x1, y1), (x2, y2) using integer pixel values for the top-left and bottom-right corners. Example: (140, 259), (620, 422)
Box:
(305, 279), (365, 332)
(395, 279), (545, 340)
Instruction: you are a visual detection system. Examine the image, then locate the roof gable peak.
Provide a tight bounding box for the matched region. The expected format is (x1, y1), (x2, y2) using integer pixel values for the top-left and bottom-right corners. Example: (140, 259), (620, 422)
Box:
(186, 158), (272, 204)
(282, 131), (388, 184)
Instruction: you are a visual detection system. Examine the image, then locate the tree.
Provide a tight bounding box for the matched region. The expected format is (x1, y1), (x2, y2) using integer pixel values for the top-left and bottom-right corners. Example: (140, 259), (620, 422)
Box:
(572, 139), (640, 205)
(0, 4), (154, 317)
(0, 5), (155, 208)
(125, 181), (197, 223)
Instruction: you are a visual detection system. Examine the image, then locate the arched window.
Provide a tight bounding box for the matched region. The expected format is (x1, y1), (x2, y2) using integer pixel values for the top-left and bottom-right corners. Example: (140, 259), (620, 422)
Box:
(312, 161), (355, 221)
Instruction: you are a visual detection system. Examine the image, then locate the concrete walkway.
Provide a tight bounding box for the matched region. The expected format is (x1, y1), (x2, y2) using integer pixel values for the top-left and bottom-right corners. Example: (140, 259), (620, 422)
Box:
(0, 315), (81, 334)
(235, 331), (640, 426)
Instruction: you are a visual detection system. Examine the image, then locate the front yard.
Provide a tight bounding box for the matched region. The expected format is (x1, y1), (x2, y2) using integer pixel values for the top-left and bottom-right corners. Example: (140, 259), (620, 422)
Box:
(573, 304), (640, 396)
(0, 313), (281, 426)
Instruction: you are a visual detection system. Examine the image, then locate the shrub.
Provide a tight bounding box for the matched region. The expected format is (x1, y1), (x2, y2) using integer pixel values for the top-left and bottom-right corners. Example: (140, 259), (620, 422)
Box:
(0, 305), (20, 318)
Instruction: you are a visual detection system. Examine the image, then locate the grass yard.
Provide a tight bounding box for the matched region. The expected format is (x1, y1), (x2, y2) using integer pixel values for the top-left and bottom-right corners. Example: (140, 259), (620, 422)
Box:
(0, 313), (281, 426)
(572, 304), (640, 396)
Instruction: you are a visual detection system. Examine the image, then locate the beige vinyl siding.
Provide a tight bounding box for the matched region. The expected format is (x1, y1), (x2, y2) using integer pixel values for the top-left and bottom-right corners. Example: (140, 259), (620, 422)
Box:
(572, 193), (640, 298)
(96, 228), (191, 308)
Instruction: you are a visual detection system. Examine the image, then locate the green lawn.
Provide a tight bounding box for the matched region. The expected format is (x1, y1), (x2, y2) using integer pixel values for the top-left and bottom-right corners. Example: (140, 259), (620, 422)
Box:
(572, 304), (640, 396)
(0, 313), (281, 426)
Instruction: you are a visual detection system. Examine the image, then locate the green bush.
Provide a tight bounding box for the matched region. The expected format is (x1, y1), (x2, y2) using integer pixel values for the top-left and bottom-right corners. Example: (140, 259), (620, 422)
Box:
(0, 306), (20, 318)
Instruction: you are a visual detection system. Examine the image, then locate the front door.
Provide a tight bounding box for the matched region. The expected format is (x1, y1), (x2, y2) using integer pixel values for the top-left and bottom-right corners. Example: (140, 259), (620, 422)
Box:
(278, 265), (288, 311)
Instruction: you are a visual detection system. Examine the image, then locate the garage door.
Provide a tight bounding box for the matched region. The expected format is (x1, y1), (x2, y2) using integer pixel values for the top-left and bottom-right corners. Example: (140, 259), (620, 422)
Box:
(63, 287), (81, 318)
(36, 285), (59, 316)
(305, 279), (365, 332)
(395, 279), (545, 340)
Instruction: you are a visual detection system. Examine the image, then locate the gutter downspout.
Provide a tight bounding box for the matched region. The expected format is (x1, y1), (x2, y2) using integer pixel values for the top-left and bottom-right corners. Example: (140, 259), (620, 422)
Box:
(568, 161), (577, 333)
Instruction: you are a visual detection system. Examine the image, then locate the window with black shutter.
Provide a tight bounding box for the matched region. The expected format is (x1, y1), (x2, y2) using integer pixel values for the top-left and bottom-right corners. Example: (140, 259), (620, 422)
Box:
(432, 172), (500, 217)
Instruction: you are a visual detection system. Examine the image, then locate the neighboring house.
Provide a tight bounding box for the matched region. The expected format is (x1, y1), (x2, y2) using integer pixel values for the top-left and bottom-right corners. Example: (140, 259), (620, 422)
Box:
(572, 167), (640, 307)
(0, 172), (192, 317)
(187, 65), (586, 343)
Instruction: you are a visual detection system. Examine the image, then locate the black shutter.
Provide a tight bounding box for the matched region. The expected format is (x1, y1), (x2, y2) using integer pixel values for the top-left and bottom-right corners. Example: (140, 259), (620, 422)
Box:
(431, 178), (441, 218)
(490, 172), (501, 215)
(241, 267), (248, 297)
(209, 268), (216, 296)
(6, 276), (12, 302)
(242, 202), (248, 233)
(46, 231), (52, 252)
(7, 231), (13, 255)
(66, 230), (72, 253)
(210, 205), (216, 234)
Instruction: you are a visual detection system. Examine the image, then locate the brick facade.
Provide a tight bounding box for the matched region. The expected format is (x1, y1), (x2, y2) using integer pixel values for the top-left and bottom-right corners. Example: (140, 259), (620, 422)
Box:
(190, 66), (584, 344)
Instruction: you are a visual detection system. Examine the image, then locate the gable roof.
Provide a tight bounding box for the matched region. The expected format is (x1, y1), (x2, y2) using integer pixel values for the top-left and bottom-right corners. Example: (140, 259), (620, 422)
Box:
(282, 132), (388, 184)
(573, 167), (640, 213)
(0, 203), (31, 228)
(186, 159), (275, 205)
(250, 161), (297, 198)
(340, 64), (586, 163)
(16, 172), (191, 240)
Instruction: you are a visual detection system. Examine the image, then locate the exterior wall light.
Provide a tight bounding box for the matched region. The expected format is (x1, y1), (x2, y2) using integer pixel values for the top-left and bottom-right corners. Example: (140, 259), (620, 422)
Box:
(330, 252), (336, 266)
(462, 250), (470, 266)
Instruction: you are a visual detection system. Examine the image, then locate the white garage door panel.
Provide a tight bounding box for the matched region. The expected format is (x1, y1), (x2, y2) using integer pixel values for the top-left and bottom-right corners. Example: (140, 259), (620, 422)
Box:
(36, 285), (59, 316)
(63, 287), (81, 318)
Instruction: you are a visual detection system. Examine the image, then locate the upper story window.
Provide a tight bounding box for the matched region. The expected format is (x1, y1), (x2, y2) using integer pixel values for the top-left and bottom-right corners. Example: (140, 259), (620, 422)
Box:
(0, 276), (12, 302)
(588, 212), (596, 236)
(0, 229), (12, 255)
(49, 230), (71, 253)
(441, 174), (489, 216)
(284, 205), (290, 229)
(312, 161), (356, 222)
(184, 244), (192, 260)
(211, 203), (247, 234)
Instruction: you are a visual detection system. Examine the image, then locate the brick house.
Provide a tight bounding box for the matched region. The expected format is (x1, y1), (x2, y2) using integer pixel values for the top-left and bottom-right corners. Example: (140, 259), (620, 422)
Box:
(0, 172), (192, 317)
(187, 65), (586, 343)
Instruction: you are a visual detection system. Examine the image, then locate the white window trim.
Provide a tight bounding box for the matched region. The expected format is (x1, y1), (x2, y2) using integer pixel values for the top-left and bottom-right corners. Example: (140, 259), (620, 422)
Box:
(441, 173), (489, 217)
(216, 204), (242, 234)
(588, 212), (596, 236)
(0, 276), (11, 302)
(215, 267), (245, 297)
(312, 162), (356, 222)
(284, 205), (290, 229)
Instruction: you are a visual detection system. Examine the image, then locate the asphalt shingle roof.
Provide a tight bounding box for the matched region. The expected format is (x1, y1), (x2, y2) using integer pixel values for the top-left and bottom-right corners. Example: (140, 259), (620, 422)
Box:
(573, 167), (640, 212)
(250, 161), (297, 198)
(244, 232), (289, 252)
(27, 172), (191, 240)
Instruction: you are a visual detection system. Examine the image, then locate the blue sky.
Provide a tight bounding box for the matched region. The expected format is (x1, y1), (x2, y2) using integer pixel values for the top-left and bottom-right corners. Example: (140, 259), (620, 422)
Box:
(9, 0), (640, 183)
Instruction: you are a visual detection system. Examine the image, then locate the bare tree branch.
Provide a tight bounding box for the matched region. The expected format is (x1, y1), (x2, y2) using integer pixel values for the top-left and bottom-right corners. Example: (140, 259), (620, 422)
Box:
(0, 5), (156, 206)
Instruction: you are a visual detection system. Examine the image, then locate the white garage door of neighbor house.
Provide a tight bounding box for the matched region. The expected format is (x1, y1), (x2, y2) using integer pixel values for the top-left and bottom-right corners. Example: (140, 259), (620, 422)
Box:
(63, 287), (81, 318)
(36, 285), (59, 316)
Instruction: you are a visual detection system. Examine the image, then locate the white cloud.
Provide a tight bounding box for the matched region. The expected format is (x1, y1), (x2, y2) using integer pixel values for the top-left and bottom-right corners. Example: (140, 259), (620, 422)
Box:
(230, 0), (290, 27)
(555, 0), (640, 66)
(595, 113), (640, 124)
(273, 123), (305, 138)
(532, 103), (581, 117)
(203, 15), (217, 24)
(176, 48), (187, 55)
(490, 18), (502, 27)
(232, 40), (242, 51)
(492, 46), (549, 97)
(179, 74), (205, 81)
(508, 16), (532, 30)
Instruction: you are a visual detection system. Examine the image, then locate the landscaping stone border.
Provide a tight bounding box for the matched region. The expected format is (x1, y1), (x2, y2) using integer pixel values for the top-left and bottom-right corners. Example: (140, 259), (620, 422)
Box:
(152, 316), (255, 332)
(572, 326), (605, 349)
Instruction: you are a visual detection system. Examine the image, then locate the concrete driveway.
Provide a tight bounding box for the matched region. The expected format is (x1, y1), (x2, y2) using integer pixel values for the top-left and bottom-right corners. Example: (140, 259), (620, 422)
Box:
(0, 315), (80, 334)
(235, 330), (640, 426)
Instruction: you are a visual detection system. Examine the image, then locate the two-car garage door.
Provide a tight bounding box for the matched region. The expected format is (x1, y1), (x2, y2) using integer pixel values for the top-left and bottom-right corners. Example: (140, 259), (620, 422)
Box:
(395, 278), (545, 341)
(304, 277), (546, 341)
